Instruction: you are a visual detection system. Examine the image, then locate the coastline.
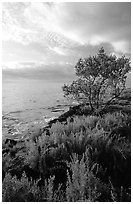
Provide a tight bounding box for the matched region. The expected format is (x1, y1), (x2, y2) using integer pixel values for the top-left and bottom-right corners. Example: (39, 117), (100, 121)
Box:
(3, 87), (131, 144)
(2, 103), (80, 143)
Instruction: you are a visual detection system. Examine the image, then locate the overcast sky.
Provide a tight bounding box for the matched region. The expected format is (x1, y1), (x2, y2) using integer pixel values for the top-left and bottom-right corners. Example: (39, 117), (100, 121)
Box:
(2, 2), (131, 78)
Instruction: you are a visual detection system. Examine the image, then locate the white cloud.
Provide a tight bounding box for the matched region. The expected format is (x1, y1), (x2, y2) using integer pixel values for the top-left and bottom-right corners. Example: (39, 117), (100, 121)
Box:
(3, 2), (81, 48)
(2, 60), (48, 70)
(2, 2), (131, 69)
(89, 35), (105, 46)
(3, 2), (130, 49)
(49, 47), (66, 55)
(112, 41), (130, 54)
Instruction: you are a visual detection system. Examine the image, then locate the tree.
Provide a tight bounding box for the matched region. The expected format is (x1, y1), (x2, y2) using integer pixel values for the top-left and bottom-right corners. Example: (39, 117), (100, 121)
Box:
(62, 47), (131, 112)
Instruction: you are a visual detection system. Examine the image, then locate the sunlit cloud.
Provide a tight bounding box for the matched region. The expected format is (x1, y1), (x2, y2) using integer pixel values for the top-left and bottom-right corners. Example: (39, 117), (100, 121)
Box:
(2, 2), (131, 70)
(49, 47), (66, 56)
(112, 41), (130, 54)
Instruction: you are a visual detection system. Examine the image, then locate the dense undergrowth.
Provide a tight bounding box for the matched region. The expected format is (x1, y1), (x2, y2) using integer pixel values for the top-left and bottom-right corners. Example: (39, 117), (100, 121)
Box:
(2, 88), (131, 202)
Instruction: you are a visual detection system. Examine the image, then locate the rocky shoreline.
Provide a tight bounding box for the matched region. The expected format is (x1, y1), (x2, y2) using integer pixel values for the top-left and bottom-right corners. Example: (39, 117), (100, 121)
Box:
(2, 103), (82, 145)
(3, 92), (131, 146)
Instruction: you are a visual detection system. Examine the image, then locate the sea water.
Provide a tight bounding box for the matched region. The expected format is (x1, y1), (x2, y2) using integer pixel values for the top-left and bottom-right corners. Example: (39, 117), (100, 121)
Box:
(2, 78), (71, 139)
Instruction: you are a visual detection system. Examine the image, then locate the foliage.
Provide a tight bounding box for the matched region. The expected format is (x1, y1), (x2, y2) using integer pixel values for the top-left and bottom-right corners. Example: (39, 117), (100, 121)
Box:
(63, 48), (130, 112)
(66, 153), (110, 202)
(2, 172), (42, 202)
(3, 150), (130, 202)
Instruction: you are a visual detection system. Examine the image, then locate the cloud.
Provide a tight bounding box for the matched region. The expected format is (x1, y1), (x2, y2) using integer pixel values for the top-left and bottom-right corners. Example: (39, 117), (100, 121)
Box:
(71, 42), (114, 58)
(2, 40), (50, 64)
(58, 2), (131, 53)
(2, 2), (131, 68)
(112, 41), (131, 54)
(2, 2), (80, 48)
(3, 2), (130, 46)
(2, 61), (75, 81)
(49, 47), (66, 56)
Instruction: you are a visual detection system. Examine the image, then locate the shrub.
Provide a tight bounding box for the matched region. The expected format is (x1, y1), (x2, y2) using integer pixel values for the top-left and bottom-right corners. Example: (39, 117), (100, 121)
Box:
(2, 172), (41, 202)
(2, 107), (130, 201)
(66, 153), (110, 201)
(2, 172), (60, 202)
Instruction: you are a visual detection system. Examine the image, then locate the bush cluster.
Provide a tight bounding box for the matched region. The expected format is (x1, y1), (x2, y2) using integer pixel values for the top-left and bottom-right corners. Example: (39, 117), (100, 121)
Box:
(2, 106), (131, 201)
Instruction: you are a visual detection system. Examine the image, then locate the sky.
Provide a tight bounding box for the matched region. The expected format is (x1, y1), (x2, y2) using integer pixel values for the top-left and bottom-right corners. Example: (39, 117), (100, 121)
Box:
(2, 2), (131, 80)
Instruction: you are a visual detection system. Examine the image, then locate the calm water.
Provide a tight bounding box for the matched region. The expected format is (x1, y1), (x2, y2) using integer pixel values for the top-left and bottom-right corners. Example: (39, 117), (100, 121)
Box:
(2, 79), (71, 138)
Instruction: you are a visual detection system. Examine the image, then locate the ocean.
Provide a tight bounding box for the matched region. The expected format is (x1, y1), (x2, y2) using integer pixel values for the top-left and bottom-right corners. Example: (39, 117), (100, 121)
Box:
(2, 78), (72, 139)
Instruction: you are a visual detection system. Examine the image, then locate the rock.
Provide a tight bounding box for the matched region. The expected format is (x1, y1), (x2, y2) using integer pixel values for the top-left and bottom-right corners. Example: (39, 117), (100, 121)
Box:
(51, 109), (64, 113)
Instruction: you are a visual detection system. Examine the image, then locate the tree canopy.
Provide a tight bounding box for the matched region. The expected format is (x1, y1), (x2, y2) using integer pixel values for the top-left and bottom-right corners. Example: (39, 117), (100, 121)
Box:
(62, 47), (130, 112)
